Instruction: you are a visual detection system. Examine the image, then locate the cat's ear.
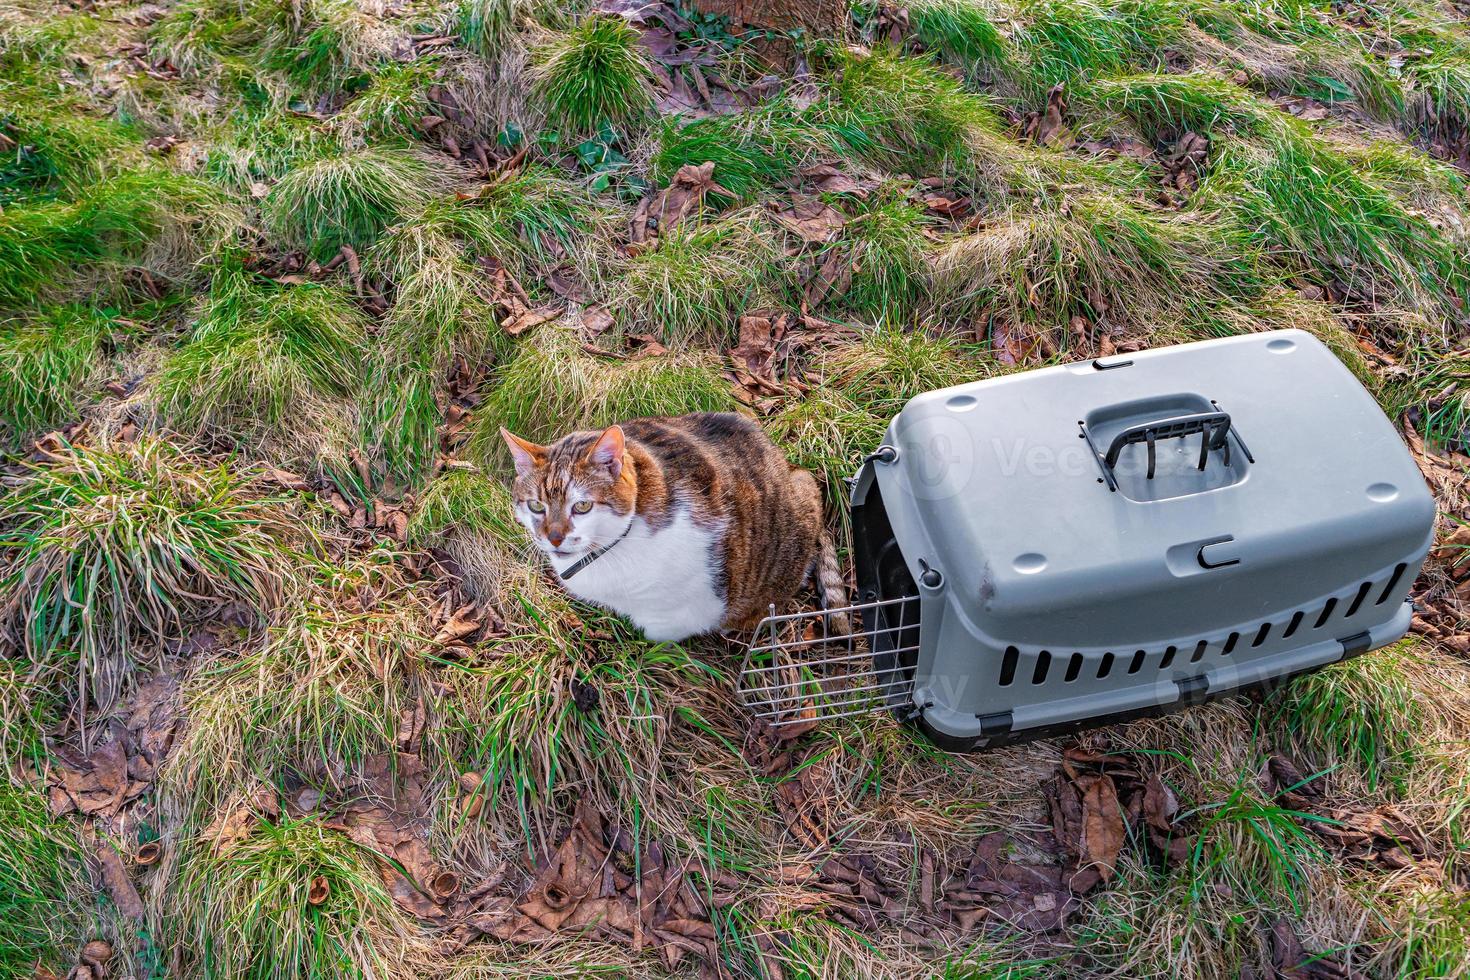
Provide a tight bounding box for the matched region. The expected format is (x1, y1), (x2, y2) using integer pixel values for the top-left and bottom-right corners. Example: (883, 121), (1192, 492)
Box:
(585, 425), (626, 480)
(500, 428), (546, 478)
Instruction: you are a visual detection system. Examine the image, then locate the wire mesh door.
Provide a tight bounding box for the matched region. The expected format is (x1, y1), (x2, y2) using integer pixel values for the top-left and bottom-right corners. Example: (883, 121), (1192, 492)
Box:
(737, 595), (920, 731)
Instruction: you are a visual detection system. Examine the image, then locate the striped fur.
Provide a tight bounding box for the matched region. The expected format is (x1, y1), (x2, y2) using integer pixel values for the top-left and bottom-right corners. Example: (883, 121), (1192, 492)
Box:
(502, 412), (844, 640)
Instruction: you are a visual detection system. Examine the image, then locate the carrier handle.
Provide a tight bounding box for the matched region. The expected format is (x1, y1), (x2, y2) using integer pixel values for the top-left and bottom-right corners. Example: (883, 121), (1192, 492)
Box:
(1102, 411), (1233, 476)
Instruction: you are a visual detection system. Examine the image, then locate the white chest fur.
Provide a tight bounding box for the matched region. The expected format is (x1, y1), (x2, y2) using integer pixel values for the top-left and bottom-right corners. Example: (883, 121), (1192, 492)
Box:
(552, 508), (727, 642)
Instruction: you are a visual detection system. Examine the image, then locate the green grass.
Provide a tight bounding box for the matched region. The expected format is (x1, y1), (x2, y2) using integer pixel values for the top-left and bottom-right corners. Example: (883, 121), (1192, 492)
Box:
(903, 0), (1010, 71)
(151, 0), (281, 75)
(433, 621), (724, 845)
(0, 439), (295, 713)
(934, 191), (1267, 335)
(615, 208), (781, 345)
(1185, 773), (1330, 910)
(0, 167), (225, 308)
(0, 304), (112, 439)
(1093, 71), (1470, 313)
(1388, 886), (1470, 978)
(263, 146), (441, 260)
(649, 107), (806, 200)
(531, 15), (652, 137)
(822, 187), (934, 322)
(175, 815), (411, 980)
(455, 0), (521, 59)
(812, 45), (1011, 183)
(155, 267), (369, 443)
(439, 164), (598, 278)
(0, 103), (134, 203)
(1009, 0), (1187, 91)
(467, 326), (736, 462)
(408, 470), (524, 548)
(825, 326), (997, 414)
(1199, 126), (1470, 313)
(765, 386), (888, 510)
(202, 109), (345, 189)
(338, 61), (436, 141)
(170, 567), (430, 817)
(0, 784), (85, 980)
(1269, 642), (1424, 792)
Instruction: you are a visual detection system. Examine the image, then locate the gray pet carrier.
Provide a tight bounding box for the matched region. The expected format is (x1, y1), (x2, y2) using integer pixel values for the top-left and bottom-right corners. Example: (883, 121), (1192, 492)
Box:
(739, 330), (1436, 750)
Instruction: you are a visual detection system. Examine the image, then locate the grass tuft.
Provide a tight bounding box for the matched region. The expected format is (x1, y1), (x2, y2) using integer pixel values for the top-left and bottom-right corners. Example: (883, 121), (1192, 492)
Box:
(1269, 641), (1424, 792)
(155, 266), (369, 450)
(531, 15), (652, 137)
(467, 326), (736, 461)
(0, 784), (85, 979)
(0, 440), (297, 713)
(175, 814), (420, 980)
(0, 304), (112, 441)
(615, 208), (781, 345)
(263, 147), (442, 260)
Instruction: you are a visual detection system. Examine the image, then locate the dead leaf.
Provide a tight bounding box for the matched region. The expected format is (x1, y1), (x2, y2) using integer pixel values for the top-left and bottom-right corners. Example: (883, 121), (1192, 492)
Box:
(629, 162), (734, 244)
(93, 837), (144, 921)
(308, 875), (330, 905)
(433, 602), (484, 647)
(768, 196), (847, 244)
(800, 163), (877, 198)
(1267, 918), (1365, 979)
(580, 306), (614, 338)
(502, 306), (558, 337)
(1072, 774), (1125, 889)
(1022, 83), (1068, 146)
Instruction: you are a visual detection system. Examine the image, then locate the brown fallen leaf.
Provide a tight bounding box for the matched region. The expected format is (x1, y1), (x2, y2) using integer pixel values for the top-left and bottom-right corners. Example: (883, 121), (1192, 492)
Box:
(803, 246), (853, 307)
(769, 195), (847, 244)
(1161, 131), (1209, 196)
(800, 163), (878, 198)
(580, 306), (614, 338)
(626, 333), (669, 359)
(93, 837), (145, 921)
(502, 306), (558, 337)
(1022, 83), (1068, 146)
(204, 786), (280, 857)
(1071, 773), (1125, 890)
(433, 603), (483, 646)
(49, 738), (130, 819)
(1267, 918), (1365, 979)
(629, 161), (734, 244)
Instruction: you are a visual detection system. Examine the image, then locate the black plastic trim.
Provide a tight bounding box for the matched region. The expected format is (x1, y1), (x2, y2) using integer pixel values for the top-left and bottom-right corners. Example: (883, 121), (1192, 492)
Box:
(1338, 630), (1373, 659)
(914, 657), (1357, 752)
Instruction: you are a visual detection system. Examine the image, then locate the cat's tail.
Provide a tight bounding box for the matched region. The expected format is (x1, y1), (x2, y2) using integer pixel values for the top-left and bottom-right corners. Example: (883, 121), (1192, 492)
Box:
(815, 530), (851, 636)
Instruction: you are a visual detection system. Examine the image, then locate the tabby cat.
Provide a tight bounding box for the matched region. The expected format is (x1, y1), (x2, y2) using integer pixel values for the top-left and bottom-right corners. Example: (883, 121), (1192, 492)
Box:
(501, 412), (846, 641)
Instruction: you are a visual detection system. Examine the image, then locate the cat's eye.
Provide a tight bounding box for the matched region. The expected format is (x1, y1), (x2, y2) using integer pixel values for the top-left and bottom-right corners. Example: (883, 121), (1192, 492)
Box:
(526, 500), (546, 514)
(571, 501), (593, 515)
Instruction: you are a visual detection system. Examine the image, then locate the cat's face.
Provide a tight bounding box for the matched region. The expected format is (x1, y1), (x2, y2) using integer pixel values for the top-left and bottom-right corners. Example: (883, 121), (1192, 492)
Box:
(500, 425), (636, 560)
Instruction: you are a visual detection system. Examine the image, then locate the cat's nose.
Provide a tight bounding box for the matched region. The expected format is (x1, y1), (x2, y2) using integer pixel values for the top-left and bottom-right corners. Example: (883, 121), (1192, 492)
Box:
(546, 530), (565, 547)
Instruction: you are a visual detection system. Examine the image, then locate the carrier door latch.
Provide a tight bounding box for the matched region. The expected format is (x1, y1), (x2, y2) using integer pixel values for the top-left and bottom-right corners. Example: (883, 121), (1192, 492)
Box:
(1197, 537), (1241, 569)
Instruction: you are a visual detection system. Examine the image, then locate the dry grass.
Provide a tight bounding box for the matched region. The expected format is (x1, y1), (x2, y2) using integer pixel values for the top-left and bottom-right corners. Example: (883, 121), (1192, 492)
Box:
(9, 0), (1470, 976)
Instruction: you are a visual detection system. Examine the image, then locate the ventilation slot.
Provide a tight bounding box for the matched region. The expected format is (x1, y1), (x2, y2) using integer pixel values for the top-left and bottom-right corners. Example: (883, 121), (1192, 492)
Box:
(1065, 653), (1083, 682)
(1345, 580), (1373, 618)
(1252, 622), (1271, 648)
(1032, 650), (1051, 685)
(1159, 645), (1177, 669)
(1000, 646), (1018, 686)
(1376, 562), (1408, 605)
(1222, 631), (1240, 655)
(1313, 597), (1338, 629)
(1282, 610), (1304, 639)
(1190, 640), (1208, 663)
(1128, 649), (1145, 674)
(1098, 652), (1115, 679)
